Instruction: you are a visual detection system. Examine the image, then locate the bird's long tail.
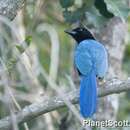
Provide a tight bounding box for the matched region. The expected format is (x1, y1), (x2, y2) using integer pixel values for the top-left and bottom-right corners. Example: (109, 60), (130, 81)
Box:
(80, 71), (97, 118)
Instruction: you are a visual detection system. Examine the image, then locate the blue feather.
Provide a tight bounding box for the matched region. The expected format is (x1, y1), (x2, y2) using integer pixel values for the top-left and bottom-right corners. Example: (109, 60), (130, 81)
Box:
(74, 40), (108, 118)
(80, 71), (97, 118)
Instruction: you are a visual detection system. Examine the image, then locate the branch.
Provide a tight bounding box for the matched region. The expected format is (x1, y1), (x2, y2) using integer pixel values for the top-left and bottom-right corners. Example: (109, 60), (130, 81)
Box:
(0, 78), (130, 129)
(0, 0), (25, 20)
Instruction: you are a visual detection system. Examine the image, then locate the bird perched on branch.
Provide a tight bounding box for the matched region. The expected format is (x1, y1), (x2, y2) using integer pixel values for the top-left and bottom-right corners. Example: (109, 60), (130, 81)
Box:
(65, 27), (108, 118)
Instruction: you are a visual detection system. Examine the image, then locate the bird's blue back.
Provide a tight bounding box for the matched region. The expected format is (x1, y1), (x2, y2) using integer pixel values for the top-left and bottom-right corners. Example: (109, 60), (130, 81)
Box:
(74, 40), (108, 118)
(74, 40), (108, 78)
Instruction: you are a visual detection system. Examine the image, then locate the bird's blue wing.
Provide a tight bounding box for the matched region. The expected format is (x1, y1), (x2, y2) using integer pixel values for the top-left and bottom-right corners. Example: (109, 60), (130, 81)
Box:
(88, 40), (108, 78)
(96, 47), (108, 78)
(74, 44), (93, 75)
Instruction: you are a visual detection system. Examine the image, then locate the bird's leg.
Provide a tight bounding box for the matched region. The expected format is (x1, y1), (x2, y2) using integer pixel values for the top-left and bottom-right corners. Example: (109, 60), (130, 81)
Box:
(97, 77), (106, 87)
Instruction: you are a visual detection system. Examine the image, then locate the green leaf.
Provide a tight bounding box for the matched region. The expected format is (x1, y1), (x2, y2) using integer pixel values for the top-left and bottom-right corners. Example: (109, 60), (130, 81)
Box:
(6, 57), (17, 73)
(59, 0), (74, 8)
(83, 0), (95, 8)
(63, 6), (87, 23)
(85, 7), (108, 28)
(63, 10), (71, 22)
(94, 0), (114, 18)
(25, 35), (32, 46)
(63, 9), (84, 23)
(16, 45), (25, 53)
(104, 0), (130, 20)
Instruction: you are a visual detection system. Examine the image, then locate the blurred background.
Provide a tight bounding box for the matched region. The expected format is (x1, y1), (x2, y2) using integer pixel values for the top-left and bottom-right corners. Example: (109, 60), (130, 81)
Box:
(0, 0), (130, 130)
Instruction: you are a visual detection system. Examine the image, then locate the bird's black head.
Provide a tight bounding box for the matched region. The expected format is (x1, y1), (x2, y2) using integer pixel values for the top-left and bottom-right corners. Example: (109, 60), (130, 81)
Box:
(65, 27), (95, 43)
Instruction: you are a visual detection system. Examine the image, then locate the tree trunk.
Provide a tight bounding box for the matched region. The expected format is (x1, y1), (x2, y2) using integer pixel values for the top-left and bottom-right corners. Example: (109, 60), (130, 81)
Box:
(96, 17), (127, 121)
(0, 0), (25, 20)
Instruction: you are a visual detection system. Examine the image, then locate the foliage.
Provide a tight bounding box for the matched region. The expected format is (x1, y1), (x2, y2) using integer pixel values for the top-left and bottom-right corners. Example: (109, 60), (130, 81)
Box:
(59, 0), (130, 28)
(59, 0), (74, 8)
(104, 0), (130, 20)
(7, 36), (32, 73)
(16, 36), (32, 53)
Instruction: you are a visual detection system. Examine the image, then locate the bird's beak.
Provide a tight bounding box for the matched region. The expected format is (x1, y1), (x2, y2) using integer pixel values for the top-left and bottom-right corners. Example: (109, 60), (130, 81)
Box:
(64, 30), (76, 35)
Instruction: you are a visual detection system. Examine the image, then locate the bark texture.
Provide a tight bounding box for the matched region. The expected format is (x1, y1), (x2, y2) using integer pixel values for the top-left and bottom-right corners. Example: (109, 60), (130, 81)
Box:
(0, 0), (25, 20)
(96, 17), (127, 121)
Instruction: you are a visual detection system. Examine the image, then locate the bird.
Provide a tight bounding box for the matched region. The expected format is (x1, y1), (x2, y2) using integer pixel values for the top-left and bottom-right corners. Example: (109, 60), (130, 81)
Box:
(65, 27), (108, 118)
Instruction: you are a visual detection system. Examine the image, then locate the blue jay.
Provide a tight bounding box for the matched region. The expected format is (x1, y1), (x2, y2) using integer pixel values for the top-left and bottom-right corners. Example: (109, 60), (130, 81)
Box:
(65, 27), (108, 118)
